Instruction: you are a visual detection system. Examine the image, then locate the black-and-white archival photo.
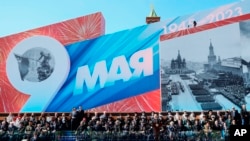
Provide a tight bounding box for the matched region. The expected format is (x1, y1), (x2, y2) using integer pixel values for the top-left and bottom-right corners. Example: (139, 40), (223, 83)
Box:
(160, 21), (250, 111)
(14, 47), (55, 82)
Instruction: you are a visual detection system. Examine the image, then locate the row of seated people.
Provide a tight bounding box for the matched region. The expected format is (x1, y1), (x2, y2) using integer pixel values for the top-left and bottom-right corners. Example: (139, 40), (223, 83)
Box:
(0, 106), (249, 141)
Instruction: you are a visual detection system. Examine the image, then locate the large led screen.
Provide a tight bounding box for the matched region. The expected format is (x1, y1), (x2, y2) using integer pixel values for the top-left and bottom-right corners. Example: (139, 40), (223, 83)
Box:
(5, 22), (166, 112)
(44, 25), (164, 112)
(160, 14), (250, 112)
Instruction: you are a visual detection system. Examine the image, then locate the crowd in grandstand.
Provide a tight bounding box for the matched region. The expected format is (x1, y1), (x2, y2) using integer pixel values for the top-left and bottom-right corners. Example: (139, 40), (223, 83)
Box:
(0, 105), (249, 141)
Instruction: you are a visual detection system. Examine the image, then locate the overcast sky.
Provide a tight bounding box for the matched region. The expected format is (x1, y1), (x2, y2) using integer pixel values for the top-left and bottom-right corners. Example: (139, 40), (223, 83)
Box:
(160, 22), (241, 63)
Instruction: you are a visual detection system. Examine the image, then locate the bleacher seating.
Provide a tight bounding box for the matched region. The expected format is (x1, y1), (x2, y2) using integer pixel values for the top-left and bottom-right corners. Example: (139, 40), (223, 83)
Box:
(0, 110), (248, 141)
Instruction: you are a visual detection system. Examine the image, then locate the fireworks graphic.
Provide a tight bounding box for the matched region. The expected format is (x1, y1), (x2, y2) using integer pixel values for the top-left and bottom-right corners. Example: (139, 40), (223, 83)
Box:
(0, 12), (105, 112)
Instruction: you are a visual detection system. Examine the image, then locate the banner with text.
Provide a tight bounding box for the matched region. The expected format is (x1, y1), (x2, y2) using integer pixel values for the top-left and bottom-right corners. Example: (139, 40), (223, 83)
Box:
(160, 14), (250, 111)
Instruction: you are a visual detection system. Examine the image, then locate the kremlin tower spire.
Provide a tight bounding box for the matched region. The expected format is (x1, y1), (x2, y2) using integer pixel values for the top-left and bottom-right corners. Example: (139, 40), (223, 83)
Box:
(208, 39), (217, 67)
(146, 5), (160, 24)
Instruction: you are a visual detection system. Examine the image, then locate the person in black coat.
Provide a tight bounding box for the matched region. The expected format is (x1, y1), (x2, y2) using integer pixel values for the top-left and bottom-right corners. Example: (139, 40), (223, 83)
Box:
(234, 109), (242, 125)
(71, 107), (78, 130)
(77, 106), (85, 128)
(240, 104), (249, 125)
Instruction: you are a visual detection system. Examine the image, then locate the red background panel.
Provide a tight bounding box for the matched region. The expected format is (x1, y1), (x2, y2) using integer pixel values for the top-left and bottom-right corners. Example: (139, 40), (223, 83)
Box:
(0, 12), (105, 112)
(88, 89), (161, 112)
